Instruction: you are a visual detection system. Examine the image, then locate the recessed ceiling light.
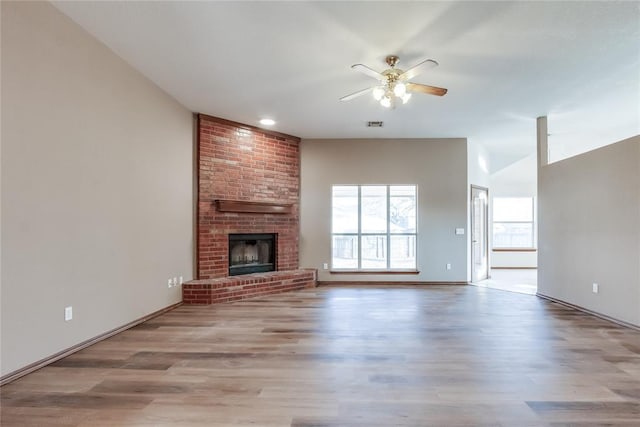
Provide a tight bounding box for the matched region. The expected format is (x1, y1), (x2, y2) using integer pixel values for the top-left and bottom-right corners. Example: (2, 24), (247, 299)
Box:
(259, 118), (275, 126)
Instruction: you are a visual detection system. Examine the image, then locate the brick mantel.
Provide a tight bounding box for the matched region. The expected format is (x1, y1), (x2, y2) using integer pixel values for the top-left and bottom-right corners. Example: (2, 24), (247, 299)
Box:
(196, 114), (301, 279)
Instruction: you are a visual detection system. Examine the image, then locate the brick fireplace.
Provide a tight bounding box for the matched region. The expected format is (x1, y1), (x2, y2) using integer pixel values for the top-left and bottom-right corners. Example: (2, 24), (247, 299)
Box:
(196, 114), (300, 279)
(184, 114), (314, 305)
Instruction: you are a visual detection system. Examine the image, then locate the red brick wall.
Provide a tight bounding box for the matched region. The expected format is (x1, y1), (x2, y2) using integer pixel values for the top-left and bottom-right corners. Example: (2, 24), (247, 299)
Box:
(197, 115), (300, 279)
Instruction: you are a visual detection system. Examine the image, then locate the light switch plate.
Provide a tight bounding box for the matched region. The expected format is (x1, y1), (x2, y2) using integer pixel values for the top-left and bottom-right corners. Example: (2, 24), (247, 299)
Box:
(455, 228), (465, 235)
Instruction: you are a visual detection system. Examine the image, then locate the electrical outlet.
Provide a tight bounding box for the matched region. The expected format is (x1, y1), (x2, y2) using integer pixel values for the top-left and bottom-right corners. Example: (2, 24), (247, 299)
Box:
(172, 277), (178, 287)
(592, 283), (599, 294)
(168, 279), (172, 288)
(64, 306), (73, 321)
(323, 263), (329, 270)
(446, 263), (452, 270)
(179, 276), (183, 285)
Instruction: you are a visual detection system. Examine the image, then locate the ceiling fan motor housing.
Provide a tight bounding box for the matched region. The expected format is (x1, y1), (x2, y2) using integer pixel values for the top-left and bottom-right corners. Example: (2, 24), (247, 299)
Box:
(385, 55), (400, 67)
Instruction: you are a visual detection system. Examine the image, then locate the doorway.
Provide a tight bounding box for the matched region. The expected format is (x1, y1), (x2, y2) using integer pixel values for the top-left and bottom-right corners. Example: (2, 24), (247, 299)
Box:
(471, 185), (489, 282)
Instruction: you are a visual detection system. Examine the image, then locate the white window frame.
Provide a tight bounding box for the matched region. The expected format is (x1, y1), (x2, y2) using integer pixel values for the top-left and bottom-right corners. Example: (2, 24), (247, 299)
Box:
(331, 184), (418, 271)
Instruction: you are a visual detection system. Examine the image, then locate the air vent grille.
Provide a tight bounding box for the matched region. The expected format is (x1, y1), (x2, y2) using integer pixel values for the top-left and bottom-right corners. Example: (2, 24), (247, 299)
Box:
(366, 121), (384, 128)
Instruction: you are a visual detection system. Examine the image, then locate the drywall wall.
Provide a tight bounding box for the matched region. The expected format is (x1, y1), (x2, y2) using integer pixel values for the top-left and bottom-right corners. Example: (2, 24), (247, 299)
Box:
(490, 154), (537, 268)
(467, 140), (491, 189)
(491, 154), (537, 196)
(1, 1), (193, 376)
(538, 135), (640, 326)
(300, 138), (468, 283)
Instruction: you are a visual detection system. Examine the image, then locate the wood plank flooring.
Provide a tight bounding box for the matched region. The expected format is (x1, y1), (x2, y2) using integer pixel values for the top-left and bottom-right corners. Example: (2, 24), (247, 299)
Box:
(2, 285), (640, 426)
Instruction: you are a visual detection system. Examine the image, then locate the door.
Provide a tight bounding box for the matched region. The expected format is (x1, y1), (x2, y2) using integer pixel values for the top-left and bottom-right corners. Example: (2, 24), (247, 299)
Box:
(471, 186), (489, 282)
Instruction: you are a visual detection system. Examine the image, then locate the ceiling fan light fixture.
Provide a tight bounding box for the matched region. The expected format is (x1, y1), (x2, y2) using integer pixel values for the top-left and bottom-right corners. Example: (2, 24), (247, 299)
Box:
(372, 86), (385, 101)
(342, 55), (446, 108)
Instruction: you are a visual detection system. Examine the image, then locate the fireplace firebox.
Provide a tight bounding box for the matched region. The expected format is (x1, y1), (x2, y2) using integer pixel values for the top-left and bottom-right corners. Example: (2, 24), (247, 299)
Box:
(228, 233), (276, 276)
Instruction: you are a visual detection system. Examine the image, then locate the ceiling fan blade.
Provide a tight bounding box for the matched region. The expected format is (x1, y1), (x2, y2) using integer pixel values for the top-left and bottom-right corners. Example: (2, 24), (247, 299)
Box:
(351, 64), (384, 80)
(399, 59), (439, 81)
(339, 86), (375, 101)
(406, 82), (448, 96)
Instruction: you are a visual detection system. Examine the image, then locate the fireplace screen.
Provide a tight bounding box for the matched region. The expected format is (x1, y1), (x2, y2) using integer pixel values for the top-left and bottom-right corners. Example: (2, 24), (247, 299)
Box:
(228, 233), (276, 276)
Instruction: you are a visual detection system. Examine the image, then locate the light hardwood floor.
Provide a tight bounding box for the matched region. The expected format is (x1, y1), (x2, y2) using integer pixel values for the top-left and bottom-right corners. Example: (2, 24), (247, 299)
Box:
(2, 285), (640, 426)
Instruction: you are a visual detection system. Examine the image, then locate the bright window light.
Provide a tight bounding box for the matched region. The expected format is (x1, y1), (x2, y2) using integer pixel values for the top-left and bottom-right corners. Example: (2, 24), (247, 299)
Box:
(492, 197), (536, 249)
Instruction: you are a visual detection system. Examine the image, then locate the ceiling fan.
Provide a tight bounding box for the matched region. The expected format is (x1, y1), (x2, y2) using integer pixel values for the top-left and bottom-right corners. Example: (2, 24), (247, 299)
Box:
(340, 55), (447, 108)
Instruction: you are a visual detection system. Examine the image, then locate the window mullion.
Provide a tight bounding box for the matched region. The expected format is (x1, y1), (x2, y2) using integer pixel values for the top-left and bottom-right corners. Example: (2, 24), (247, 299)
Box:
(386, 185), (391, 269)
(533, 198), (537, 247)
(357, 185), (362, 270)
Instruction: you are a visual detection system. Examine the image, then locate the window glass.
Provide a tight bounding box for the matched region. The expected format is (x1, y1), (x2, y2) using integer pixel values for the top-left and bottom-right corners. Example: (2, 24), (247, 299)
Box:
(493, 197), (533, 222)
(492, 197), (535, 249)
(361, 235), (387, 269)
(361, 186), (387, 233)
(332, 186), (358, 233)
(390, 185), (416, 233)
(390, 235), (416, 269)
(332, 235), (358, 269)
(493, 223), (534, 247)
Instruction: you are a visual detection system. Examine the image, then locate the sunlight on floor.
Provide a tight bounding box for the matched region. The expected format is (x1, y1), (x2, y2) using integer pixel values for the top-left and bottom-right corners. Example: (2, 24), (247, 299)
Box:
(474, 269), (537, 295)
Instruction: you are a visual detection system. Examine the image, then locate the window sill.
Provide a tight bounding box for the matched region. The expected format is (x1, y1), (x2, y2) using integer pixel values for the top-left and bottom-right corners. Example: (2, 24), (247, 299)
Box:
(329, 270), (420, 275)
(492, 248), (537, 252)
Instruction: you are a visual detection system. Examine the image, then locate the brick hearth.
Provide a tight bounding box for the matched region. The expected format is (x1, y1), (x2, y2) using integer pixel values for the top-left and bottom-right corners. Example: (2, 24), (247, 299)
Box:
(182, 269), (316, 305)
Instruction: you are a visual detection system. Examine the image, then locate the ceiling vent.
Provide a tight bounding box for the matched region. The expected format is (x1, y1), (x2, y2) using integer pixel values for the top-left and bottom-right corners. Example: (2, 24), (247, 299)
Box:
(366, 121), (384, 128)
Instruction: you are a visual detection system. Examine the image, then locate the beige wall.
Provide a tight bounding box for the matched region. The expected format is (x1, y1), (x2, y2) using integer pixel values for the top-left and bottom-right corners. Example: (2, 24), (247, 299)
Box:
(538, 135), (640, 326)
(300, 138), (468, 282)
(1, 2), (193, 376)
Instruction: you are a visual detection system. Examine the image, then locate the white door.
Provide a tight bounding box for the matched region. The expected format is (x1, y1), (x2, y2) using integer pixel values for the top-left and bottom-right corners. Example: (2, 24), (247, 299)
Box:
(471, 186), (489, 282)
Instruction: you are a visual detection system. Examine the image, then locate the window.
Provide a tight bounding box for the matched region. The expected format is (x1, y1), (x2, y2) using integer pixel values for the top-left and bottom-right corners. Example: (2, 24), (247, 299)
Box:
(332, 185), (417, 270)
(492, 197), (536, 249)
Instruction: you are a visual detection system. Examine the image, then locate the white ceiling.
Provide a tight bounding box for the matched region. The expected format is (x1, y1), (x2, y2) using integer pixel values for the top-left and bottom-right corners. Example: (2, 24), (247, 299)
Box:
(52, 1), (639, 171)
